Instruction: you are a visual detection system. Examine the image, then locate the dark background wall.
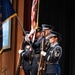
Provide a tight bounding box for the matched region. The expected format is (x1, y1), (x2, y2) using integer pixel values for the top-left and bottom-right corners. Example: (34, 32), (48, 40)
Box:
(38, 0), (75, 75)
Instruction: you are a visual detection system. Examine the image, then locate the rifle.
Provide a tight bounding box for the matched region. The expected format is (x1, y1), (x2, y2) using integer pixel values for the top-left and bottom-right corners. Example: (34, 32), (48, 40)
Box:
(15, 36), (25, 75)
(37, 31), (46, 75)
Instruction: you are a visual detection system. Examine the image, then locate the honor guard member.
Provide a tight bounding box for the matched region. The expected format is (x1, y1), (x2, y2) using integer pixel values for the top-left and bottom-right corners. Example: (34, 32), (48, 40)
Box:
(41, 24), (54, 75)
(42, 24), (54, 38)
(42, 24), (54, 51)
(18, 31), (32, 75)
(31, 27), (43, 75)
(41, 31), (62, 75)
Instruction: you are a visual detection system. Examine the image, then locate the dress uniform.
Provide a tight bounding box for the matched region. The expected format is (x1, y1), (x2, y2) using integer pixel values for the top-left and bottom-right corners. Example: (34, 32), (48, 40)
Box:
(18, 31), (32, 75)
(41, 24), (54, 75)
(41, 31), (62, 75)
(30, 27), (43, 75)
(42, 24), (54, 51)
(31, 25), (54, 75)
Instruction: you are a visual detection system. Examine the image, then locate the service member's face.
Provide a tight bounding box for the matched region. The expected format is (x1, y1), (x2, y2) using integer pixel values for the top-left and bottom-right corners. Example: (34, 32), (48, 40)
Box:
(41, 29), (51, 36)
(36, 32), (41, 38)
(45, 29), (51, 36)
(50, 37), (57, 43)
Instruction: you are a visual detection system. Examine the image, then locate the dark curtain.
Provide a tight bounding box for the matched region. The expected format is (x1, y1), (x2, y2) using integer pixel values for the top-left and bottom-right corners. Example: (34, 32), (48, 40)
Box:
(24, 0), (31, 31)
(38, 0), (75, 75)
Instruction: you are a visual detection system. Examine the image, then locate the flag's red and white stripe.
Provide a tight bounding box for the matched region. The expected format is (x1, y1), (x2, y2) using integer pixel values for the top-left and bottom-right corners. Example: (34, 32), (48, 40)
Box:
(31, 0), (38, 29)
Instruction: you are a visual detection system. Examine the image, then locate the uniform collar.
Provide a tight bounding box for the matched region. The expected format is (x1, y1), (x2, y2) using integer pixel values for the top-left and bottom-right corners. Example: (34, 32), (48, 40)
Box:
(51, 42), (58, 47)
(46, 35), (50, 40)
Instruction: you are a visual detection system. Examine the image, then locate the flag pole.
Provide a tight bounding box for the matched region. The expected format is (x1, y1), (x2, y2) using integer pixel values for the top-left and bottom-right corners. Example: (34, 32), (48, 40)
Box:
(16, 16), (26, 35)
(36, 0), (40, 27)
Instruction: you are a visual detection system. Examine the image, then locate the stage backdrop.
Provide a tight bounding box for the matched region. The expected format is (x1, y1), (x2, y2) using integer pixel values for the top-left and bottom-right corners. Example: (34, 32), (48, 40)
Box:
(38, 0), (75, 75)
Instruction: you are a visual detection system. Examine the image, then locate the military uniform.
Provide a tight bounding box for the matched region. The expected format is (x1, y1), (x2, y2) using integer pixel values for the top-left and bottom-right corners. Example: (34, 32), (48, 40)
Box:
(19, 31), (32, 75)
(31, 40), (41, 75)
(20, 41), (32, 75)
(45, 43), (62, 75)
(30, 24), (54, 75)
(41, 31), (62, 75)
(30, 27), (43, 75)
(41, 24), (54, 75)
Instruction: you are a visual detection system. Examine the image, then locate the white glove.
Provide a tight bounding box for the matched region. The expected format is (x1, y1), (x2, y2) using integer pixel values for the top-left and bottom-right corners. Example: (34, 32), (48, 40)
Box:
(28, 29), (36, 37)
(41, 51), (46, 56)
(25, 34), (30, 42)
(18, 50), (23, 54)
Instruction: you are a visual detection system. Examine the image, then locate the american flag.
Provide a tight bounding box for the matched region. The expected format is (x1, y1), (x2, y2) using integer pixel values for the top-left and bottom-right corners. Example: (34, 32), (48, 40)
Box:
(31, 0), (38, 29)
